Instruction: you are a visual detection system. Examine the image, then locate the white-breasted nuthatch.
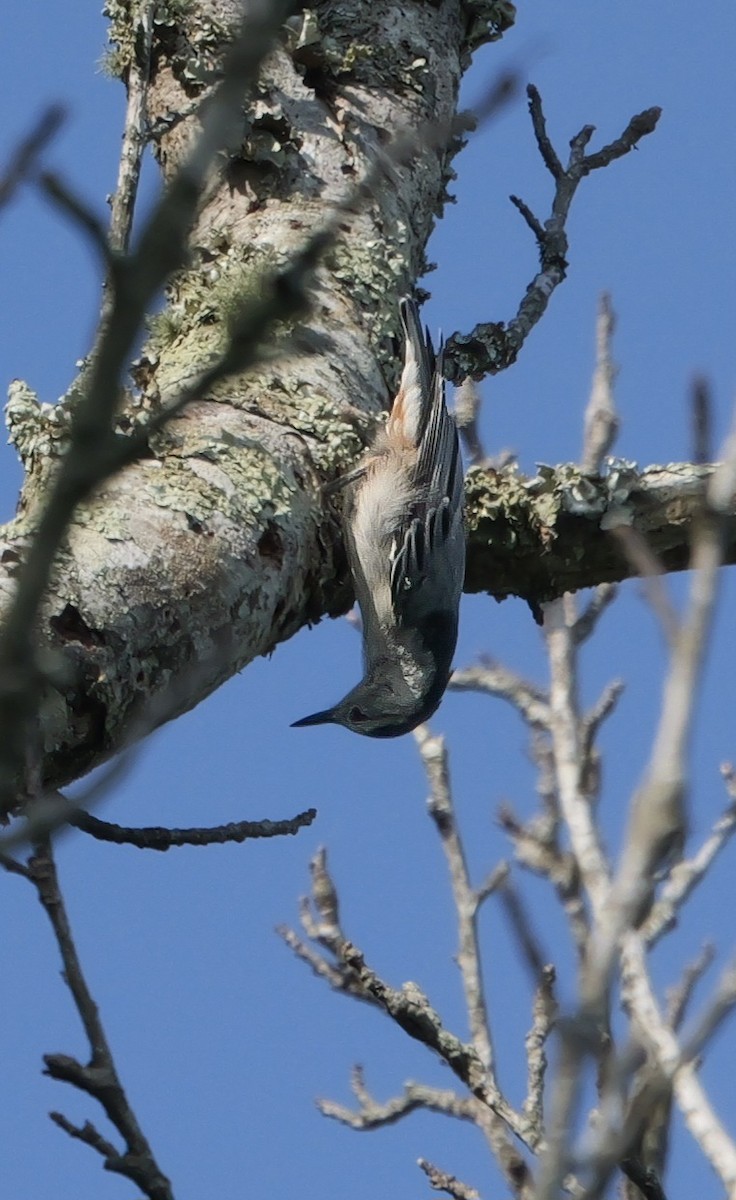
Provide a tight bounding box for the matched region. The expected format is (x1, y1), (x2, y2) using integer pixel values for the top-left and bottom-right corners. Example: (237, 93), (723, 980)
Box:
(292, 297), (465, 737)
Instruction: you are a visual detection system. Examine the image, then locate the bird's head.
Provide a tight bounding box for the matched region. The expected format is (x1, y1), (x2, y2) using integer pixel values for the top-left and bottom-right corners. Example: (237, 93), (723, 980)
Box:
(291, 674), (429, 739)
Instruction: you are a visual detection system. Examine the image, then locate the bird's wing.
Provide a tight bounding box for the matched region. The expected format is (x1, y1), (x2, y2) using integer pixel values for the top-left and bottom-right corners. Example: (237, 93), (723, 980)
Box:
(389, 338), (464, 628)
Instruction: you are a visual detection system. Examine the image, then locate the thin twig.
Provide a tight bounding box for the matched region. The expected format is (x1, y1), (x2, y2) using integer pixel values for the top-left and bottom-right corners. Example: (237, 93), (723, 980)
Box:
(454, 378), (488, 466)
(282, 854), (539, 1152)
(418, 1157), (481, 1200)
(414, 726), (496, 1072)
(26, 841), (173, 1200)
(620, 933), (736, 1191)
(679, 959), (736, 1067)
(581, 679), (625, 758)
(277, 922), (363, 998)
(408, 728), (540, 1191)
(609, 416), (736, 942)
(498, 877), (550, 982)
(69, 806), (317, 848)
(581, 293), (619, 473)
(691, 377), (712, 467)
(544, 595), (610, 919)
(48, 1112), (119, 1160)
(573, 583), (618, 645)
(402, 729), (536, 1181)
(318, 1067), (476, 1129)
(665, 944), (715, 1031)
(526, 84), (563, 180)
(536, 585), (618, 1200)
(39, 172), (113, 265)
(523, 965), (556, 1137)
(0, 851), (32, 879)
(333, 938), (535, 1147)
(450, 662), (551, 729)
(0, 105), (65, 209)
(108, 0), (154, 255)
(446, 89), (661, 380)
(643, 788), (736, 945)
(609, 525), (680, 648)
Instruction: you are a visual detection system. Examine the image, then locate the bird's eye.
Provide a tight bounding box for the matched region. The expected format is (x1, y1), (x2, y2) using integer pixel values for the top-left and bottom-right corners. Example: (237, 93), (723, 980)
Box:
(348, 706), (367, 723)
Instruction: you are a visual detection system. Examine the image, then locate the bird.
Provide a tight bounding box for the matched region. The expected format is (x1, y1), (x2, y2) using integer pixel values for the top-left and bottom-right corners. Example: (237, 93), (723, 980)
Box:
(292, 296), (465, 737)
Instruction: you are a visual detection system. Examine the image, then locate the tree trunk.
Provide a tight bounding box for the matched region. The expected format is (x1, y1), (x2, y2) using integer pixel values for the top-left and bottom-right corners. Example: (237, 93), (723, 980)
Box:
(0, 1), (513, 791)
(0, 1), (727, 796)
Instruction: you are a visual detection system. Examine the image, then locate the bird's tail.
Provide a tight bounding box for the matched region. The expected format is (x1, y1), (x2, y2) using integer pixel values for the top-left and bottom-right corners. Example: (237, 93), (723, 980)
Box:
(392, 296), (439, 449)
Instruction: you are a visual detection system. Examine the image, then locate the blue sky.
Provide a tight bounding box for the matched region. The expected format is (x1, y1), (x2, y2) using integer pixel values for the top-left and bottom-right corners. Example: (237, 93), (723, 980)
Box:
(1, 3), (735, 1198)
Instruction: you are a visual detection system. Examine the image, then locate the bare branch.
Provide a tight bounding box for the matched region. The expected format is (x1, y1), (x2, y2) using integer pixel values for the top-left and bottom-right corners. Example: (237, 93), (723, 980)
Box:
(317, 1066), (476, 1130)
(572, 583), (618, 645)
(464, 459), (736, 601)
(644, 785), (736, 945)
(665, 944), (715, 1031)
(620, 933), (736, 1191)
(334, 939), (538, 1147)
(526, 83), (564, 180)
(475, 861), (510, 907)
(581, 679), (625, 756)
(446, 90), (661, 381)
(408, 730), (539, 1191)
(582, 106), (662, 172)
(567, 423), (736, 1194)
(68, 806), (317, 848)
(679, 959), (736, 1066)
(0, 850), (32, 879)
(523, 965), (557, 1142)
(25, 841), (173, 1200)
(544, 595), (610, 919)
(282, 852), (538, 1154)
(450, 662), (550, 729)
(414, 726), (495, 1071)
(48, 1112), (119, 1161)
(276, 923), (361, 997)
(534, 582), (622, 1198)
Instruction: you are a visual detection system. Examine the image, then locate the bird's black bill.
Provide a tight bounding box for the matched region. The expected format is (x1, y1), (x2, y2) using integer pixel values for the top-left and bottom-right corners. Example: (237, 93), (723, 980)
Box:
(291, 709), (336, 728)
